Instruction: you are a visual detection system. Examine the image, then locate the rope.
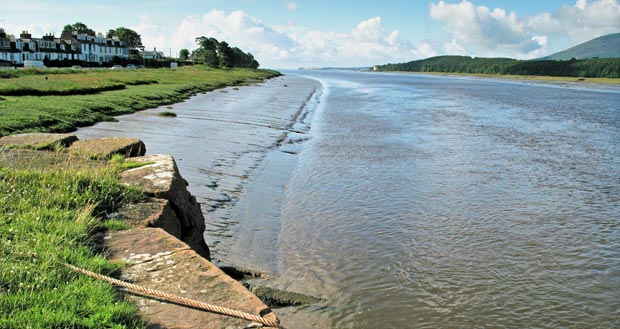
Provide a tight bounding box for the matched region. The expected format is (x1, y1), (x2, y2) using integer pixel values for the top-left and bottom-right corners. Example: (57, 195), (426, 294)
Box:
(65, 263), (284, 328)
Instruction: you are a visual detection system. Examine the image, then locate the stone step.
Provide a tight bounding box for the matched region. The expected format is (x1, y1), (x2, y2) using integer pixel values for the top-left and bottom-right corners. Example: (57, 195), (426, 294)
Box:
(105, 227), (278, 329)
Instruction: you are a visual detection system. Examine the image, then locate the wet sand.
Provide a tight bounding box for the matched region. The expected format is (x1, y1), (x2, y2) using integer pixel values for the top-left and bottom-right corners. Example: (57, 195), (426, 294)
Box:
(77, 75), (320, 260)
(77, 74), (326, 327)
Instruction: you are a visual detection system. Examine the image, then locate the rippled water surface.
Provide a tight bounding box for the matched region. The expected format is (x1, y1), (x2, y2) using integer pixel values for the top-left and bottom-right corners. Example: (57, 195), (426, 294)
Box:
(79, 72), (620, 328)
(272, 72), (620, 328)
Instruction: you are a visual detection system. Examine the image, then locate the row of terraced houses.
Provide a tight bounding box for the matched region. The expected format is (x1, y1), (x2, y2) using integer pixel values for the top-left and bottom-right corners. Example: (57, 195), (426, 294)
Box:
(0, 29), (130, 66)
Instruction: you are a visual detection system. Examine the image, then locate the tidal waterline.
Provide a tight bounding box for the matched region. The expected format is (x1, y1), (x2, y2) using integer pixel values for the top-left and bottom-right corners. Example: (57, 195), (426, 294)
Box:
(269, 71), (619, 328)
(76, 75), (321, 261)
(78, 72), (619, 328)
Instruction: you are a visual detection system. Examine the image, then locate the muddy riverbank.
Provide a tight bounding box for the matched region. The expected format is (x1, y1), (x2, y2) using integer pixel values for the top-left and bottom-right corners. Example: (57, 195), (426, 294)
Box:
(76, 75), (323, 326)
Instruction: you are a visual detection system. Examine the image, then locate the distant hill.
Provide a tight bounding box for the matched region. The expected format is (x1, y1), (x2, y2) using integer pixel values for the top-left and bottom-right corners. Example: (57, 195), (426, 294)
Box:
(373, 33), (620, 78)
(542, 33), (620, 60)
(375, 55), (620, 78)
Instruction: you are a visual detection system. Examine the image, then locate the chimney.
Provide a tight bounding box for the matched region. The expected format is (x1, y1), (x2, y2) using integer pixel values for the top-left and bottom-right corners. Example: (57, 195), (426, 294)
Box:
(20, 31), (31, 39)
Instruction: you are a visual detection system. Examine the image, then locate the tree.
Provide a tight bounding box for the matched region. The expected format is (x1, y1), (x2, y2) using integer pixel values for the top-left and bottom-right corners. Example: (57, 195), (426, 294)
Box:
(192, 36), (260, 69)
(195, 36), (219, 67)
(107, 27), (143, 49)
(230, 47), (259, 69)
(217, 41), (233, 68)
(179, 49), (190, 60)
(62, 22), (96, 36)
(245, 52), (259, 69)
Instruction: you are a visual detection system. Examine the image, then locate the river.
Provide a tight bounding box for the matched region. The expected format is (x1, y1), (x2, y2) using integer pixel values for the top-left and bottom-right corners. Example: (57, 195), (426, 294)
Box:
(78, 71), (620, 328)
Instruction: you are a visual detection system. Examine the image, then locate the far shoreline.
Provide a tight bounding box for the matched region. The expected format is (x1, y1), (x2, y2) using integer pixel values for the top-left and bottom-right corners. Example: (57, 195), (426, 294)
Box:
(373, 70), (620, 85)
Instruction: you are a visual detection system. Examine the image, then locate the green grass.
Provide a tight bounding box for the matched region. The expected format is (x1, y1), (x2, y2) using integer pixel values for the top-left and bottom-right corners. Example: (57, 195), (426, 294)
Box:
(0, 66), (280, 326)
(0, 152), (147, 328)
(0, 68), (84, 79)
(0, 66), (280, 136)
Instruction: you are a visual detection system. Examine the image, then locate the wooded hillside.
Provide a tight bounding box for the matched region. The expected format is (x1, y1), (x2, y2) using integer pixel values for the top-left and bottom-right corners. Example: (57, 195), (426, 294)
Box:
(376, 56), (620, 78)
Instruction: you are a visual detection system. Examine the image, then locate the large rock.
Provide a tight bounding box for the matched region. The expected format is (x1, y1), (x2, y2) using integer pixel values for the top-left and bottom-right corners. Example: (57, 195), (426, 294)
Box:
(116, 198), (182, 238)
(105, 228), (278, 329)
(68, 137), (146, 158)
(119, 154), (210, 260)
(0, 133), (77, 149)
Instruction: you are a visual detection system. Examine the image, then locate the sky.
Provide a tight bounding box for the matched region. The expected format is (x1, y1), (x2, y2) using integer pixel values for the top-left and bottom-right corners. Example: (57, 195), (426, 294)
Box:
(1, 0), (619, 68)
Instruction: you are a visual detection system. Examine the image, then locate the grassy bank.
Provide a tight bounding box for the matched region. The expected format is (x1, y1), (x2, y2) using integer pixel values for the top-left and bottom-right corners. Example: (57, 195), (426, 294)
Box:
(381, 71), (620, 85)
(0, 151), (148, 328)
(0, 66), (280, 137)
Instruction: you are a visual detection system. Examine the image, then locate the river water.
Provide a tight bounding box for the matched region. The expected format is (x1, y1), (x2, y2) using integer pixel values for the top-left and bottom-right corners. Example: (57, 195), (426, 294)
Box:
(78, 71), (620, 328)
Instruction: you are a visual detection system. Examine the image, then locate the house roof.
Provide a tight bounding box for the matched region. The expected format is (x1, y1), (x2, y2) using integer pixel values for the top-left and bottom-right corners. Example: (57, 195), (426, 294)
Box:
(140, 51), (164, 56)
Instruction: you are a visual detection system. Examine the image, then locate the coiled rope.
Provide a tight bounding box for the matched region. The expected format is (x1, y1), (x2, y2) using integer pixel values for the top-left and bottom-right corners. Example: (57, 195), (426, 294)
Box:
(65, 263), (284, 328)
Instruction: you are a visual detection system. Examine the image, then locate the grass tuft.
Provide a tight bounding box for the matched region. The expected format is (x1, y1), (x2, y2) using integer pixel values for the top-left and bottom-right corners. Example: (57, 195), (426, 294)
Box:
(0, 153), (146, 328)
(100, 219), (132, 231)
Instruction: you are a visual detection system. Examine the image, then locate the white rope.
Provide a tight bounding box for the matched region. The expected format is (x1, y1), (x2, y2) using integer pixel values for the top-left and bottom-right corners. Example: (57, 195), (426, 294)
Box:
(65, 263), (284, 328)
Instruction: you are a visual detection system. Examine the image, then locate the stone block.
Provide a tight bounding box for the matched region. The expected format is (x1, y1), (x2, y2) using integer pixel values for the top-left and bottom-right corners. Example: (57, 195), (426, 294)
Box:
(105, 228), (278, 329)
(68, 137), (146, 158)
(117, 198), (183, 238)
(120, 154), (210, 260)
(0, 133), (78, 149)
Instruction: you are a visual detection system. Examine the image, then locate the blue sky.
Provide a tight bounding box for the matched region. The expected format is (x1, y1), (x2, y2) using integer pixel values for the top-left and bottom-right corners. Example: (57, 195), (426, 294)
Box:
(2, 0), (619, 68)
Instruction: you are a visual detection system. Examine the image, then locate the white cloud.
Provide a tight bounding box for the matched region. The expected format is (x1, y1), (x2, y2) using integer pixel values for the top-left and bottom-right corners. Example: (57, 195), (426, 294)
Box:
(2, 23), (57, 39)
(290, 16), (430, 67)
(386, 30), (399, 46)
(410, 42), (438, 58)
(442, 39), (467, 55)
(529, 0), (620, 43)
(575, 0), (588, 10)
(164, 10), (427, 68)
(172, 10), (295, 62)
(351, 17), (385, 42)
(429, 0), (620, 58)
(430, 0), (541, 58)
(286, 2), (299, 11)
(532, 35), (548, 47)
(132, 14), (170, 52)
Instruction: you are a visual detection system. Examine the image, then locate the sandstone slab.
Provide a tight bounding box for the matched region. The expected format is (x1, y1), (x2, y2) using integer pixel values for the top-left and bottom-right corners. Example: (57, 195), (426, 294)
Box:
(120, 154), (210, 260)
(68, 137), (146, 158)
(0, 133), (78, 149)
(117, 199), (182, 238)
(105, 228), (278, 329)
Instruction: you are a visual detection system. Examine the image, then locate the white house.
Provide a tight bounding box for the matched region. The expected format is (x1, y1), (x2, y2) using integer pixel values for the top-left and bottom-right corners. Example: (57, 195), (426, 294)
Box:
(139, 48), (164, 60)
(0, 29), (130, 66)
(66, 32), (129, 64)
(0, 29), (15, 65)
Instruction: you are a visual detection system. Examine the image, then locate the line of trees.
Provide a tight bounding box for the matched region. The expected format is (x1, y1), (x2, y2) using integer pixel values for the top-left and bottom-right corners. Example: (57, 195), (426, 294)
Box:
(186, 36), (259, 69)
(376, 56), (620, 78)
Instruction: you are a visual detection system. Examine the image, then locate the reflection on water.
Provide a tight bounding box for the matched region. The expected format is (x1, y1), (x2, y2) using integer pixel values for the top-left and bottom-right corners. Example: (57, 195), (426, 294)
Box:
(273, 72), (620, 328)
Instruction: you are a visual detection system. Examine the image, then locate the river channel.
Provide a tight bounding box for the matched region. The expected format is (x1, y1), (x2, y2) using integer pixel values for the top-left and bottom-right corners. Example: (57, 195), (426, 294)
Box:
(78, 71), (620, 328)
